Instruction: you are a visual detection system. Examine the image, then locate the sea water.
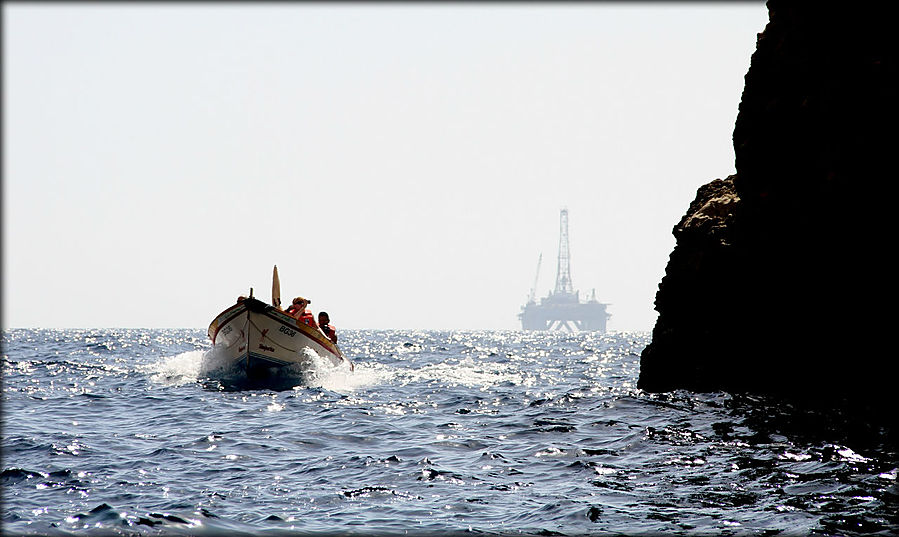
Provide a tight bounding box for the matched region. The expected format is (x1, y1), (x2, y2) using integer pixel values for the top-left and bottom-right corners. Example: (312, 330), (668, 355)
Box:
(1, 329), (896, 536)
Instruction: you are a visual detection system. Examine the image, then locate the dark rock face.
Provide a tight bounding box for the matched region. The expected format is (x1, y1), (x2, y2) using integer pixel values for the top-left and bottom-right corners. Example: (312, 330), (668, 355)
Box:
(638, 1), (897, 407)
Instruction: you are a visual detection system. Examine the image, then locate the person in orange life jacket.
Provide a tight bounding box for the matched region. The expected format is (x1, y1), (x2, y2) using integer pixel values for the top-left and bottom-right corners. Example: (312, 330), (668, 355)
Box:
(286, 297), (317, 328)
(318, 312), (337, 344)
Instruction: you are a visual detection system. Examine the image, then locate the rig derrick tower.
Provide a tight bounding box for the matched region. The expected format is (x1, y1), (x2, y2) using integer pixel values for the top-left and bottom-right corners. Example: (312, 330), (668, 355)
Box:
(519, 209), (611, 332)
(555, 209), (574, 296)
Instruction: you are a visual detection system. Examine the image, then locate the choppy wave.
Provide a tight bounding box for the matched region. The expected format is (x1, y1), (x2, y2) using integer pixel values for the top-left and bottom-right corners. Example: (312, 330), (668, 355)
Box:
(1, 328), (896, 536)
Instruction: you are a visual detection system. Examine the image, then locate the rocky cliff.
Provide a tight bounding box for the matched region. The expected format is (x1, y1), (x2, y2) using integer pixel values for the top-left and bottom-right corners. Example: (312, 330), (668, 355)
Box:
(638, 1), (897, 410)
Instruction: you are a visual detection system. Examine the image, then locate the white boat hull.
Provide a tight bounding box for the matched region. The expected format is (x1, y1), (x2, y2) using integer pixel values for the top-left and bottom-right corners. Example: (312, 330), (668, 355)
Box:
(207, 297), (350, 377)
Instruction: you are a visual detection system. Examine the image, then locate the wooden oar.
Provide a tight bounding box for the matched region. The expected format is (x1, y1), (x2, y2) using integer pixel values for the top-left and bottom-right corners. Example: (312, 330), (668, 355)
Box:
(272, 265), (282, 309)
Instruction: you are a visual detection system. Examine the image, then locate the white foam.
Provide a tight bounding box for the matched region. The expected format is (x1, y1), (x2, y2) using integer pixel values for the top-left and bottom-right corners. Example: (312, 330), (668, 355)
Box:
(295, 347), (383, 393)
(142, 345), (381, 392)
(142, 349), (209, 386)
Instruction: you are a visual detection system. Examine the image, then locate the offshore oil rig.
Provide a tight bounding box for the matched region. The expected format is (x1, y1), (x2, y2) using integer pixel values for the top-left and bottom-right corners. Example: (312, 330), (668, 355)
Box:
(519, 209), (611, 332)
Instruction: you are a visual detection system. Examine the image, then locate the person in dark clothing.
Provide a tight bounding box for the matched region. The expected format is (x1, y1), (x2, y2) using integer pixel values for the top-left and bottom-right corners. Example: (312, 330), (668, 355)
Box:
(318, 311), (338, 344)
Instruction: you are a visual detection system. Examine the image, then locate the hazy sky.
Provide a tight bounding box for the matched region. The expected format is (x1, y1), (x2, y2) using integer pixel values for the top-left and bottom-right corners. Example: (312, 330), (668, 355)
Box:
(4, 3), (768, 331)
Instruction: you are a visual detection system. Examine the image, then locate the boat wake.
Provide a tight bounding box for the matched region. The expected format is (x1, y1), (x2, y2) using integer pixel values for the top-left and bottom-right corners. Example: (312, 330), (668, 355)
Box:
(143, 350), (207, 387)
(146, 346), (370, 392)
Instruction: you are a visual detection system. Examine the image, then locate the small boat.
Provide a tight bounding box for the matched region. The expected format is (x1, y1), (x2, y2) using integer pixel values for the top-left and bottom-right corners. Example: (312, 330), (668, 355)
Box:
(206, 266), (352, 377)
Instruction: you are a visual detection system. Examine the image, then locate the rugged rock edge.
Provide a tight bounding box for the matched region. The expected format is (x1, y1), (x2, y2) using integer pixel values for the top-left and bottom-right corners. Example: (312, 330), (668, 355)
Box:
(637, 0), (897, 419)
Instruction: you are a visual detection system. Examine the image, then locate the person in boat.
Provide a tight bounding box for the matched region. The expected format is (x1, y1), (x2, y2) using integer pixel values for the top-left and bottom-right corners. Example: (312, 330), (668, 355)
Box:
(318, 312), (338, 344)
(286, 297), (318, 328)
